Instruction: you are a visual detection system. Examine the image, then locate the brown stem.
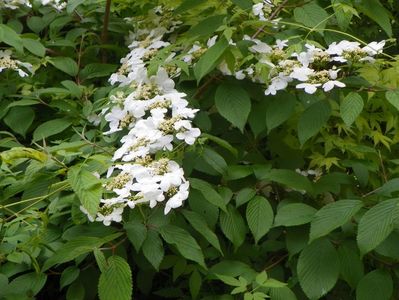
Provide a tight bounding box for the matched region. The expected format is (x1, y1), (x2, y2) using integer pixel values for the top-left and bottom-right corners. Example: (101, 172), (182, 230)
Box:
(101, 0), (112, 63)
(252, 0), (289, 39)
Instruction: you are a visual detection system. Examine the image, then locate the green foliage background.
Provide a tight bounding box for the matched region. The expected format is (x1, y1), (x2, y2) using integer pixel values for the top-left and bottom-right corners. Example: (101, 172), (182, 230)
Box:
(1, 0), (399, 299)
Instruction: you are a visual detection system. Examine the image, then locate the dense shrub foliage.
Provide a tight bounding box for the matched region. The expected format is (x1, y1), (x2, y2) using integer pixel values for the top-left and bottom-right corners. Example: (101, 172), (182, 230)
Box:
(1, 0), (399, 299)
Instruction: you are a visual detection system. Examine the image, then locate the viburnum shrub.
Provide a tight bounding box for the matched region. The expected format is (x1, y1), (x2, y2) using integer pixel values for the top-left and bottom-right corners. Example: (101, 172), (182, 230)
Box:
(1, 0), (399, 299)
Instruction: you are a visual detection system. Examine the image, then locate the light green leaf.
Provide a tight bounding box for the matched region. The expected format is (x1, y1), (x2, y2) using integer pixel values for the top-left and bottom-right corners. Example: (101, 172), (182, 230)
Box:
(355, 0), (392, 36)
(159, 225), (206, 268)
(4, 106), (35, 137)
(386, 90), (399, 111)
(340, 92), (364, 126)
(190, 178), (227, 211)
(220, 205), (247, 249)
(236, 187), (256, 207)
(274, 203), (317, 227)
(356, 270), (393, 300)
(298, 100), (331, 145)
(49, 57), (79, 76)
(182, 210), (222, 254)
(22, 38), (46, 57)
(67, 166), (102, 217)
(33, 118), (72, 141)
(246, 196), (274, 243)
(309, 200), (363, 242)
(266, 92), (296, 132)
(0, 24), (23, 52)
(194, 37), (229, 82)
(297, 238), (340, 299)
(98, 256), (133, 300)
(215, 82), (251, 132)
(42, 233), (122, 271)
(294, 2), (329, 31)
(357, 198), (399, 255)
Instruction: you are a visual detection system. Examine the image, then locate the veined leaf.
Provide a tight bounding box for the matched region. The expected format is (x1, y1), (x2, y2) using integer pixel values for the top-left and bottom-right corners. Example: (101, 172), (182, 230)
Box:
(309, 200), (363, 242)
(246, 196), (274, 243)
(220, 205), (247, 249)
(356, 270), (393, 300)
(274, 203), (317, 227)
(298, 100), (331, 145)
(357, 198), (399, 255)
(98, 256), (132, 300)
(215, 82), (251, 132)
(297, 238), (340, 299)
(190, 178), (226, 211)
(159, 225), (206, 268)
(194, 37), (229, 82)
(340, 92), (364, 126)
(266, 92), (297, 132)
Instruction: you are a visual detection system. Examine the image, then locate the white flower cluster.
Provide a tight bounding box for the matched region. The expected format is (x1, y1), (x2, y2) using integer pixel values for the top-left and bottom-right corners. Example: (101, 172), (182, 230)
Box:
(0, 0), (31, 9)
(40, 0), (66, 10)
(82, 13), (201, 225)
(252, 0), (275, 21)
(231, 36), (385, 95)
(0, 50), (33, 77)
(0, 0), (65, 9)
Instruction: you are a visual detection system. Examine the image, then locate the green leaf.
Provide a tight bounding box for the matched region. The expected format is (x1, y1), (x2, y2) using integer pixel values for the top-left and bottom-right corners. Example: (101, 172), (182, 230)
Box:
(4, 272), (47, 298)
(202, 147), (227, 174)
(67, 166), (102, 217)
(231, 0), (252, 10)
(66, 282), (85, 300)
(4, 106), (35, 137)
(142, 230), (164, 271)
(269, 287), (298, 300)
(80, 63), (118, 80)
(266, 92), (297, 132)
(49, 57), (79, 76)
(259, 169), (313, 193)
(309, 200), (363, 242)
(124, 220), (147, 252)
(0, 24), (23, 52)
(215, 274), (241, 286)
(356, 270), (393, 300)
(189, 269), (202, 299)
(60, 266), (80, 289)
(159, 225), (206, 268)
(246, 196), (274, 243)
(220, 205), (247, 249)
(294, 2), (329, 31)
(42, 233), (122, 271)
(338, 242), (364, 289)
(182, 210), (222, 254)
(340, 92), (364, 126)
(190, 178), (226, 211)
(298, 100), (331, 145)
(22, 38), (46, 57)
(386, 90), (399, 111)
(33, 118), (72, 141)
(236, 187), (256, 207)
(188, 15), (225, 37)
(66, 0), (85, 13)
(98, 256), (133, 300)
(274, 203), (317, 227)
(355, 0), (392, 36)
(94, 248), (107, 273)
(297, 238), (340, 299)
(215, 82), (251, 132)
(194, 37), (229, 82)
(357, 198), (399, 255)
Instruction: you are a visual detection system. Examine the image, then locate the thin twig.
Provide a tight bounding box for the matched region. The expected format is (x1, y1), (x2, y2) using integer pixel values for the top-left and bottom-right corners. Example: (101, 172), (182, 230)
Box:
(252, 0), (289, 39)
(101, 0), (112, 63)
(378, 150), (388, 183)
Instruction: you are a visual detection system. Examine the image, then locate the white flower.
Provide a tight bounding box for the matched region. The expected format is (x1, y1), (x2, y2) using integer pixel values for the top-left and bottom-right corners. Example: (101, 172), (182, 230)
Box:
(322, 80), (345, 92)
(174, 120), (201, 145)
(275, 39), (288, 50)
(207, 35), (218, 47)
(296, 83), (321, 94)
(164, 181), (190, 214)
(290, 67), (314, 81)
(363, 41), (385, 56)
(252, 3), (265, 21)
